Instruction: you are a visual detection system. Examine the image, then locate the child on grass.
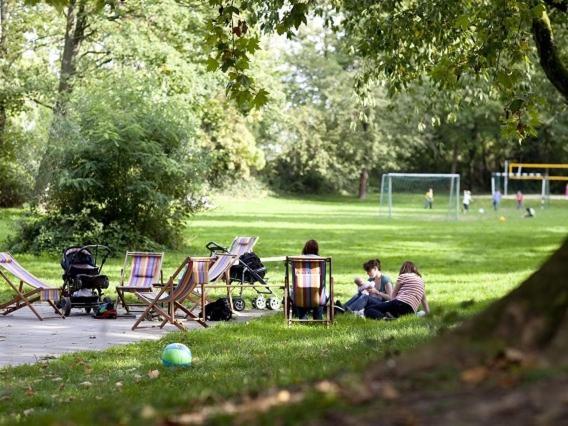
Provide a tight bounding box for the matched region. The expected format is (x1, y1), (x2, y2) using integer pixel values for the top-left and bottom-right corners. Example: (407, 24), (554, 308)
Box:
(337, 258), (393, 313)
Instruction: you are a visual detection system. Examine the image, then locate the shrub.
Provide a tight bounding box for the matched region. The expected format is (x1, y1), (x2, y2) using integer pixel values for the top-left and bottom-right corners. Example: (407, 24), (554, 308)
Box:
(10, 78), (207, 253)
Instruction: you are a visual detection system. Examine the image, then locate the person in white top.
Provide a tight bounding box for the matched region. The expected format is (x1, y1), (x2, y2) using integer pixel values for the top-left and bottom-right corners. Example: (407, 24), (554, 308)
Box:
(363, 261), (430, 320)
(463, 190), (472, 212)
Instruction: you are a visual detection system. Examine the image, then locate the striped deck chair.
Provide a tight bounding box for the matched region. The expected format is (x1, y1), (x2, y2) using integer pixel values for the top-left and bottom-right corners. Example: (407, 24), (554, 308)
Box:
(284, 256), (334, 326)
(193, 236), (258, 312)
(0, 252), (64, 321)
(132, 257), (212, 331)
(116, 252), (163, 313)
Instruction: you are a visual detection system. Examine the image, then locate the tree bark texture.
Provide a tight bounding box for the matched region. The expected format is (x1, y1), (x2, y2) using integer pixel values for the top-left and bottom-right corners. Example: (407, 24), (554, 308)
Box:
(532, 9), (568, 102)
(34, 0), (89, 198)
(358, 168), (368, 199)
(0, 0), (10, 149)
(55, 0), (88, 114)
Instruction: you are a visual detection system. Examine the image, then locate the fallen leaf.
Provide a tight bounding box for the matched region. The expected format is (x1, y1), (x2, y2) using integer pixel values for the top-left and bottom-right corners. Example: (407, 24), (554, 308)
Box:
(461, 366), (489, 384)
(25, 386), (34, 397)
(23, 408), (34, 416)
(379, 382), (400, 400)
(79, 381), (92, 388)
(115, 382), (123, 389)
(147, 370), (160, 379)
(504, 348), (525, 363)
(140, 405), (156, 419)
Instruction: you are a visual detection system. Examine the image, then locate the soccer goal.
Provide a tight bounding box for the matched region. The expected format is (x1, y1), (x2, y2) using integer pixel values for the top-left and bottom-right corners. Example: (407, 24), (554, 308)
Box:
(379, 173), (460, 219)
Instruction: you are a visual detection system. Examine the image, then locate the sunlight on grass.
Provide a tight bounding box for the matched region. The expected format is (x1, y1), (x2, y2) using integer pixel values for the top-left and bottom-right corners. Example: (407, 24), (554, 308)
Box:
(0, 194), (566, 424)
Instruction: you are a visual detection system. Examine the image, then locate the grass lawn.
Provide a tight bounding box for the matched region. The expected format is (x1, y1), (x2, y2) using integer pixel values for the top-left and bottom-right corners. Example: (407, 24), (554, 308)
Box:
(0, 193), (567, 424)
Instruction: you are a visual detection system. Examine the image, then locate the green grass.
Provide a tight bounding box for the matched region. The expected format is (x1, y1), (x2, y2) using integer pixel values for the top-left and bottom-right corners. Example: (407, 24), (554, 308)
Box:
(0, 193), (567, 424)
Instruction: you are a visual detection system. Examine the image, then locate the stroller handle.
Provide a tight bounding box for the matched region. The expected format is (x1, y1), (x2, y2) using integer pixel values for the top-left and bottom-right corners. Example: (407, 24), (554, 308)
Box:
(206, 241), (229, 255)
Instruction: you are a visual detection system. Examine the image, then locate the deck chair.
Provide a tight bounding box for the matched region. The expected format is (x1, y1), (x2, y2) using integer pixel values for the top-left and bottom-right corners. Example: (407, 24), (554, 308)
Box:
(195, 236), (258, 312)
(116, 252), (163, 313)
(0, 252), (64, 321)
(131, 257), (212, 331)
(284, 256), (334, 326)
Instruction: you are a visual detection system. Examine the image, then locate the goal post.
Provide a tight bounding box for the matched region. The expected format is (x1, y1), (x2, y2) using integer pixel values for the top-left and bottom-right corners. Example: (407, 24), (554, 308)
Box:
(379, 173), (460, 219)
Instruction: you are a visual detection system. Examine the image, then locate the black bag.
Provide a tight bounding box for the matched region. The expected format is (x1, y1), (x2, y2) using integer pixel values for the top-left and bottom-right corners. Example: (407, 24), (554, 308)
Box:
(202, 298), (232, 321)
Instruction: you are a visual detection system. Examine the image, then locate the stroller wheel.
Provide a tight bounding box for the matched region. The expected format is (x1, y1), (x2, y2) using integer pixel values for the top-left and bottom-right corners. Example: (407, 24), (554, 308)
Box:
(253, 296), (266, 310)
(232, 297), (246, 312)
(267, 297), (280, 311)
(85, 307), (92, 314)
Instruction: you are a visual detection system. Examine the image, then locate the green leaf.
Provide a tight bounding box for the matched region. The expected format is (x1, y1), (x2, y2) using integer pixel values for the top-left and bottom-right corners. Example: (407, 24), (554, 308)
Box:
(253, 88), (269, 108)
(206, 57), (219, 72)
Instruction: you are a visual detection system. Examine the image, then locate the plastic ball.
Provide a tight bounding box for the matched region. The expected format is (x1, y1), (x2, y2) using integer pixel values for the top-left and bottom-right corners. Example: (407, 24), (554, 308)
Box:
(478, 208), (485, 214)
(499, 216), (506, 222)
(161, 343), (192, 367)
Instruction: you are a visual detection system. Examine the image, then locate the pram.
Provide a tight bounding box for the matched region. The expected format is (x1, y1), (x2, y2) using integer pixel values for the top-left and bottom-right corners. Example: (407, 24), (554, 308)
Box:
(58, 245), (111, 316)
(206, 241), (280, 311)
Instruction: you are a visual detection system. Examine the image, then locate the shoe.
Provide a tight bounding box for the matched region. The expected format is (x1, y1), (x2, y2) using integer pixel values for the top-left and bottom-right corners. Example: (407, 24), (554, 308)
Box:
(335, 300), (343, 308)
(334, 305), (345, 315)
(384, 312), (396, 321)
(353, 309), (365, 318)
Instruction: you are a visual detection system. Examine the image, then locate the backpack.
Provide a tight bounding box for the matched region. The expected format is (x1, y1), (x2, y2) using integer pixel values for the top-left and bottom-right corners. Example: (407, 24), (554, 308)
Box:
(201, 298), (232, 321)
(94, 298), (117, 319)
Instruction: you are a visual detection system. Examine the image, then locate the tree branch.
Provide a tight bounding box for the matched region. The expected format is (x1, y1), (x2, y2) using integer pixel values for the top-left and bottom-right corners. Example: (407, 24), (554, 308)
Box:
(543, 0), (568, 13)
(532, 10), (568, 102)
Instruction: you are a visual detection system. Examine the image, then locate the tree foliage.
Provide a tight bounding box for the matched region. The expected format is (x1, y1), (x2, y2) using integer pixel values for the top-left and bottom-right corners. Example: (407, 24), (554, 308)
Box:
(10, 76), (207, 253)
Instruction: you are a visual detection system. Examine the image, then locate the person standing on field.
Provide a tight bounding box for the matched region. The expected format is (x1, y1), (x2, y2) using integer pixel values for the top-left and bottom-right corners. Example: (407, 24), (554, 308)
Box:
(492, 190), (502, 211)
(516, 191), (524, 209)
(463, 190), (472, 212)
(424, 188), (433, 209)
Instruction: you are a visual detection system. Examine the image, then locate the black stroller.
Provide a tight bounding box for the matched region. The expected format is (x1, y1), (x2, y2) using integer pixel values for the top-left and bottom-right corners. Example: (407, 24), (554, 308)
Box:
(206, 242), (280, 311)
(58, 245), (111, 316)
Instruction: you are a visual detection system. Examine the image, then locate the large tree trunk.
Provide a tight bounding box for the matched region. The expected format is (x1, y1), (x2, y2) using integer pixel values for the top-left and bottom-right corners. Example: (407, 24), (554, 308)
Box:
(34, 0), (89, 199)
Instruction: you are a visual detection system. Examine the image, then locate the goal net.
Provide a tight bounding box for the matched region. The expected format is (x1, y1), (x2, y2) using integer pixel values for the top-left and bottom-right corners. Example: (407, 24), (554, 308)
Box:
(379, 173), (460, 219)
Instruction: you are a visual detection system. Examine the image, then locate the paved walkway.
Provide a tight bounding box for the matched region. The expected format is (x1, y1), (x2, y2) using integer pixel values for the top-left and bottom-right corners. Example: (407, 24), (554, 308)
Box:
(0, 303), (274, 367)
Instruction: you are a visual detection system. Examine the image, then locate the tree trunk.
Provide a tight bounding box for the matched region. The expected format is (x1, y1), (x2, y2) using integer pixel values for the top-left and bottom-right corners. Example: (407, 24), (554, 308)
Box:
(532, 9), (568, 102)
(0, 0), (10, 149)
(358, 168), (368, 200)
(34, 0), (89, 198)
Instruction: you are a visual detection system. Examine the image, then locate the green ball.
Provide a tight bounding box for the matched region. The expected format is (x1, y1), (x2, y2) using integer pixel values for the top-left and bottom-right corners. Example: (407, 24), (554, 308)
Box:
(161, 343), (192, 367)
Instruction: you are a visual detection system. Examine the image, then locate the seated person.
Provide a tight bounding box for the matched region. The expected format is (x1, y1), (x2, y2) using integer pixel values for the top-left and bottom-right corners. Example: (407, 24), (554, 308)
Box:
(363, 261), (430, 320)
(337, 258), (393, 313)
(294, 239), (326, 320)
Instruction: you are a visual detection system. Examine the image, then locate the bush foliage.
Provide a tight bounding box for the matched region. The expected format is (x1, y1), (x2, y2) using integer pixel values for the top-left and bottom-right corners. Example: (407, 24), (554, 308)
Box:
(10, 79), (207, 253)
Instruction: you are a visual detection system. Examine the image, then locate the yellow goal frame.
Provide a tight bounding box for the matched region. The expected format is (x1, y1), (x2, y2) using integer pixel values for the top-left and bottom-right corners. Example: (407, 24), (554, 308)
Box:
(508, 162), (568, 181)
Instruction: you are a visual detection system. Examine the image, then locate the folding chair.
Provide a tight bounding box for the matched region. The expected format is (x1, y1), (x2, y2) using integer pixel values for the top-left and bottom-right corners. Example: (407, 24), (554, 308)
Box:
(194, 236), (258, 312)
(0, 252), (64, 320)
(131, 257), (212, 331)
(284, 256), (334, 326)
(116, 252), (163, 313)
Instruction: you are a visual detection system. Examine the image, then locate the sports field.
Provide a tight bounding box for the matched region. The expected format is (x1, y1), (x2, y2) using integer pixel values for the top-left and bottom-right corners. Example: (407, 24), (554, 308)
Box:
(0, 194), (566, 424)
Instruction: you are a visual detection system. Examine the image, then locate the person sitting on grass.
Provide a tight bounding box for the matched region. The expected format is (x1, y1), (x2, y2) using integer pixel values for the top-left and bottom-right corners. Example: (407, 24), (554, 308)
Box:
(363, 261), (430, 320)
(336, 258), (393, 313)
(294, 239), (325, 320)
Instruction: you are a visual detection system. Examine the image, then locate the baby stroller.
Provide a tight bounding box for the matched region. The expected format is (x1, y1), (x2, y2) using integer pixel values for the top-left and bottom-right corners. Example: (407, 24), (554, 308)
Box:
(206, 241), (280, 311)
(58, 245), (111, 316)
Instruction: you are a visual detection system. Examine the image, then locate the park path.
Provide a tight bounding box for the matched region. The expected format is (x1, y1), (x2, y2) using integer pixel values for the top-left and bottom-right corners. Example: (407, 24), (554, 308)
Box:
(0, 303), (273, 367)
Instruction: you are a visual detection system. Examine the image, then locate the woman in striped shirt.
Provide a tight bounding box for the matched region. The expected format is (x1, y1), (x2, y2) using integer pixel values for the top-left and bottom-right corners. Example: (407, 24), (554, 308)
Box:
(363, 261), (430, 319)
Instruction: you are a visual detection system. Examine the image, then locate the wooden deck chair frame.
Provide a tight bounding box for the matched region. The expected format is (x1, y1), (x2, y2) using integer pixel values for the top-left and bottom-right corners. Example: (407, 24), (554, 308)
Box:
(0, 253), (64, 321)
(132, 257), (212, 331)
(189, 236), (258, 314)
(284, 256), (334, 326)
(116, 251), (164, 314)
